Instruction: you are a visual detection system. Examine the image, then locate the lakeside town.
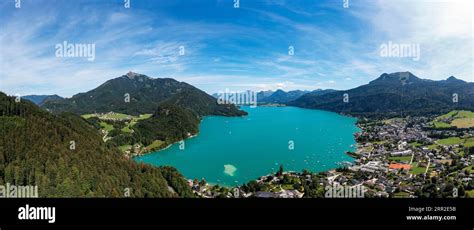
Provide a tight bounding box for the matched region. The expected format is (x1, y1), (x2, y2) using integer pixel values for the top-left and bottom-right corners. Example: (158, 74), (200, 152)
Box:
(190, 110), (474, 198)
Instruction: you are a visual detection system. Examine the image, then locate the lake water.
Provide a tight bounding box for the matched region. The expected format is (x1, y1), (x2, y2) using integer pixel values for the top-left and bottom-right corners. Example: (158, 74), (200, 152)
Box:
(135, 106), (360, 186)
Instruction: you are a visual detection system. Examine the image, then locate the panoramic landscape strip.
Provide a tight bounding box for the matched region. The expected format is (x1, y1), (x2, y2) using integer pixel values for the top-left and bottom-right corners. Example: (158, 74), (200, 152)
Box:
(0, 0), (473, 203)
(2, 70), (473, 199)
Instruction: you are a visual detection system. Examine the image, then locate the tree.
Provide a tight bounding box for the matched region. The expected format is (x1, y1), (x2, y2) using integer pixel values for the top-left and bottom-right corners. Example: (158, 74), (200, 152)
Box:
(458, 185), (465, 197)
(243, 180), (260, 193)
(277, 164), (284, 177)
(199, 179), (207, 188)
(302, 169), (310, 176)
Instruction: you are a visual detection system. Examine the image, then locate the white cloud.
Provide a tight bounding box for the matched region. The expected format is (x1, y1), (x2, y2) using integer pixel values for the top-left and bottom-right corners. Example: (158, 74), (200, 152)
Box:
(363, 0), (473, 81)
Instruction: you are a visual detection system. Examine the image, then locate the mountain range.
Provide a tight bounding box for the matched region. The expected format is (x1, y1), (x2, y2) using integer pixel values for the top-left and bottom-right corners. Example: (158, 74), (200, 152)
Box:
(42, 72), (246, 117)
(289, 72), (474, 118)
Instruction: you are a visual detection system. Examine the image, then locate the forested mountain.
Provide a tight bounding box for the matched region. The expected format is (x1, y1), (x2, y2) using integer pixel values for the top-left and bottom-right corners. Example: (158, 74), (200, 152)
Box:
(42, 72), (246, 117)
(0, 92), (193, 197)
(22, 94), (63, 106)
(289, 72), (474, 118)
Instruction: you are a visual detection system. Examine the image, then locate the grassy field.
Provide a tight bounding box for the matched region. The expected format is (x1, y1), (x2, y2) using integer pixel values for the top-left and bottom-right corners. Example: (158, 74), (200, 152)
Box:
(388, 156), (412, 163)
(81, 114), (96, 119)
(84, 113), (153, 134)
(433, 121), (452, 128)
(436, 137), (463, 145)
(465, 138), (474, 147)
(452, 118), (474, 128)
(454, 110), (474, 118)
(121, 126), (133, 133)
(409, 162), (427, 175)
(146, 140), (165, 151)
(410, 167), (426, 175)
(118, 145), (132, 152)
(99, 122), (114, 132)
(281, 184), (294, 190)
(436, 137), (474, 147)
(436, 110), (458, 120)
(136, 114), (153, 120)
(434, 110), (474, 128)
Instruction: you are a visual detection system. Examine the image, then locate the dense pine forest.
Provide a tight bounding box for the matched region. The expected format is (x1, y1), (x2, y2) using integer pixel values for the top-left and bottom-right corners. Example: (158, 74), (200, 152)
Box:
(0, 92), (193, 197)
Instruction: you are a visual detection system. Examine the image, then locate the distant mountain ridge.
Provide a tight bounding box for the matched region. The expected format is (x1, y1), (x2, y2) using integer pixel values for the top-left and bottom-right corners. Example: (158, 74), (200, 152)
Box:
(289, 72), (474, 118)
(42, 72), (246, 117)
(259, 89), (308, 104)
(213, 89), (334, 105)
(257, 89), (336, 104)
(22, 94), (63, 106)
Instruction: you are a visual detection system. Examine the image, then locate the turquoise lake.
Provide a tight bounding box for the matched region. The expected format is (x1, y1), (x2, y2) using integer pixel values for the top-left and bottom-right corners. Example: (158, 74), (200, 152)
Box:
(135, 106), (360, 186)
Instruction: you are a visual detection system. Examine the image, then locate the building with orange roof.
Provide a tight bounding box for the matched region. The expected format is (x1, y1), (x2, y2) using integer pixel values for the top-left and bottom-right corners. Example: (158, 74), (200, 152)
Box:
(389, 163), (412, 170)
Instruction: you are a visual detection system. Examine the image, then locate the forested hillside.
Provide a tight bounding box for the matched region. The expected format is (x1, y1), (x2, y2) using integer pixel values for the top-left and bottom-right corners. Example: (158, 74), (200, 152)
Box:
(0, 92), (193, 197)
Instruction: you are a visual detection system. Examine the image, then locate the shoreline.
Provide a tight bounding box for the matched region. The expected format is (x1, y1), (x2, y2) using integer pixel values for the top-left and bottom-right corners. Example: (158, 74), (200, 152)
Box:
(132, 133), (200, 158)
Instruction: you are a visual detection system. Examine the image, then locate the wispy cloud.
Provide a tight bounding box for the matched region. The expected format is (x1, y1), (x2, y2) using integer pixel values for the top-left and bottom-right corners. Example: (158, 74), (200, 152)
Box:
(0, 0), (472, 97)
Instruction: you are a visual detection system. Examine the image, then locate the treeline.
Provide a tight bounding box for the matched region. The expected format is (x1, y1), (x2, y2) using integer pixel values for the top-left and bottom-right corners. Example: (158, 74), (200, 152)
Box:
(0, 92), (193, 197)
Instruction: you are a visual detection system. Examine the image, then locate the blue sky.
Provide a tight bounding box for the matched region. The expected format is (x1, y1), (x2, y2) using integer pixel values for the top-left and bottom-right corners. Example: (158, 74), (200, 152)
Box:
(0, 0), (472, 97)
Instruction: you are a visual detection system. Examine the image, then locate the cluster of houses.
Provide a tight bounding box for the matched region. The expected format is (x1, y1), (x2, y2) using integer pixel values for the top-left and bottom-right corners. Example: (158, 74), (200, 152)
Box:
(254, 190), (304, 198)
(334, 117), (474, 197)
(190, 172), (306, 198)
(124, 143), (144, 158)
